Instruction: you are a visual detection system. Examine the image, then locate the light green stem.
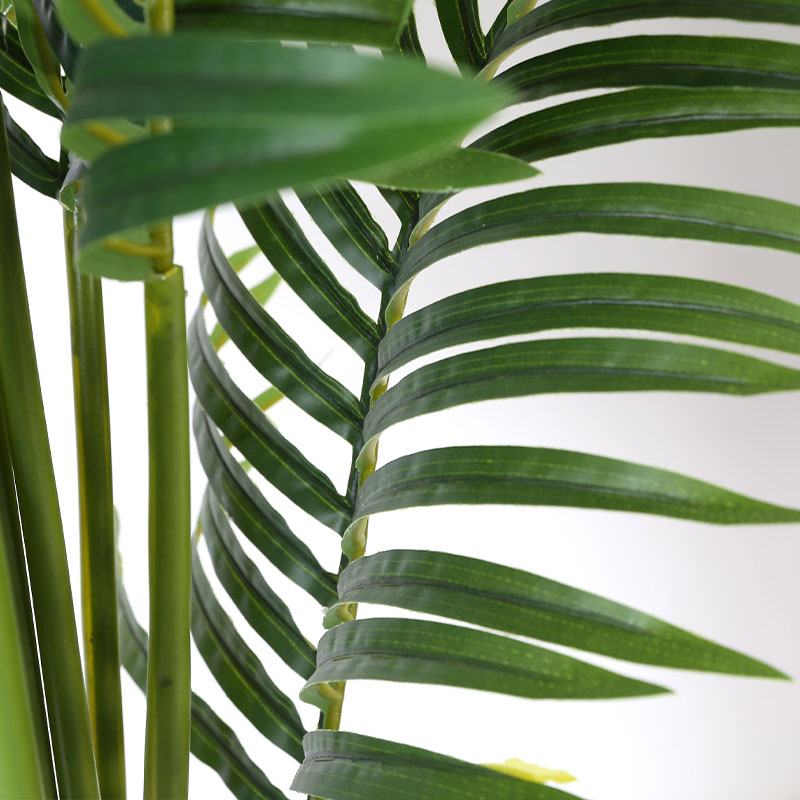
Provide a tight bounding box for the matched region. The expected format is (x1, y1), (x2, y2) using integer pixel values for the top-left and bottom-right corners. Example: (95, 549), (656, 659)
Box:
(65, 201), (126, 800)
(139, 1), (190, 796)
(0, 95), (99, 799)
(143, 268), (192, 800)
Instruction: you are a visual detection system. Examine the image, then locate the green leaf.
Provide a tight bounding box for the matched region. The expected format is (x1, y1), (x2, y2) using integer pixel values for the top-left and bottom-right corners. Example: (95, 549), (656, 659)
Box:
(29, 0), (78, 79)
(294, 182), (396, 291)
(301, 617), (668, 710)
(191, 543), (306, 762)
(329, 549), (786, 677)
(361, 337), (800, 444)
(200, 490), (317, 679)
(174, 0), (414, 47)
(237, 198), (382, 353)
(494, 35), (800, 102)
(359, 146), (539, 191)
(393, 183), (800, 312)
(117, 570), (289, 800)
(0, 23), (60, 117)
(63, 35), (510, 279)
(53, 0), (144, 44)
(344, 446), (800, 556)
(193, 405), (338, 605)
(9, 0), (68, 113)
(435, 0), (487, 73)
(199, 214), (365, 445)
(65, 35), (507, 130)
(293, 731), (577, 800)
(188, 313), (353, 534)
(489, 0), (800, 66)
(3, 107), (64, 198)
(377, 273), (800, 378)
(473, 87), (800, 164)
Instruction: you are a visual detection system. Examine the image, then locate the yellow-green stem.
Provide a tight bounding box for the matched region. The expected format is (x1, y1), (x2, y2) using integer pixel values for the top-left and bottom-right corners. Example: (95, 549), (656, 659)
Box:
(321, 286), (410, 732)
(65, 200), (126, 799)
(0, 95), (99, 799)
(143, 268), (192, 799)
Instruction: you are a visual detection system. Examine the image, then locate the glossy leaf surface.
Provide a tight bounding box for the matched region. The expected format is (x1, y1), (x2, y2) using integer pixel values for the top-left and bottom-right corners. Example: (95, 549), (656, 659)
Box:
(395, 183), (800, 305)
(345, 446), (800, 555)
(302, 617), (668, 708)
(495, 35), (800, 102)
(363, 337), (800, 442)
(330, 549), (786, 676)
(377, 273), (800, 377)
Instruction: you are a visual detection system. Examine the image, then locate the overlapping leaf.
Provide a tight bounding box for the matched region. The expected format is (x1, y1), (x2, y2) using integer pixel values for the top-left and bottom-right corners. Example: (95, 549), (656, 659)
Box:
(362, 337), (800, 445)
(376, 274), (800, 378)
(293, 731), (577, 800)
(9, 0), (792, 794)
(301, 617), (668, 711)
(61, 34), (512, 279)
(327, 549), (785, 676)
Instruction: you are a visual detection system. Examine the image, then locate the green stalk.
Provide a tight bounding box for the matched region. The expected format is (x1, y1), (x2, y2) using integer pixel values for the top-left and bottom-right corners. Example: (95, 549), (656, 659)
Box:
(140, 1), (191, 796)
(64, 200), (126, 799)
(0, 496), (45, 799)
(143, 268), (191, 799)
(0, 95), (99, 799)
(0, 391), (57, 798)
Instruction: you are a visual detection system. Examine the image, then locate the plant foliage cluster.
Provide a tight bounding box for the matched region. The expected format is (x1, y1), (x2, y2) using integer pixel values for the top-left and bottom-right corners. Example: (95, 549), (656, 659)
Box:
(0, 0), (799, 796)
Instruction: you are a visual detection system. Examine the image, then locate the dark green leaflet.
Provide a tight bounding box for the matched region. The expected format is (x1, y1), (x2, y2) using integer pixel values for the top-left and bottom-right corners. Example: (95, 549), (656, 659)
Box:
(3, 108), (64, 198)
(362, 337), (800, 443)
(295, 182), (396, 291)
(236, 198), (382, 351)
(191, 544), (306, 762)
(193, 405), (337, 605)
(489, 0), (800, 65)
(494, 35), (800, 102)
(377, 273), (800, 378)
(301, 617), (668, 708)
(117, 573), (288, 800)
(436, 0), (487, 73)
(199, 214), (364, 444)
(473, 87), (800, 164)
(345, 446), (800, 555)
(293, 731), (576, 800)
(396, 10), (424, 61)
(174, 0), (414, 47)
(29, 0), (78, 79)
(201, 491), (317, 679)
(0, 25), (59, 117)
(188, 311), (352, 534)
(330, 549), (785, 677)
(394, 183), (800, 306)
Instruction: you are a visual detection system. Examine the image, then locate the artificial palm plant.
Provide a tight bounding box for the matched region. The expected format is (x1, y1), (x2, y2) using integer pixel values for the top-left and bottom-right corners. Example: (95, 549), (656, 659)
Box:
(1, 0), (800, 796)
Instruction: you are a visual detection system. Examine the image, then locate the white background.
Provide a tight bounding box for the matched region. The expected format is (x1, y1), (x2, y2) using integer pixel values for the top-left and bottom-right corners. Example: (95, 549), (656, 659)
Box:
(7, 3), (800, 798)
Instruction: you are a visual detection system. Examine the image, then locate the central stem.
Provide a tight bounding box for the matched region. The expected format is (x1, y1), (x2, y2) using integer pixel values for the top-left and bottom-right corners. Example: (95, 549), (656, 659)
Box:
(321, 247), (413, 732)
(142, 0), (192, 796)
